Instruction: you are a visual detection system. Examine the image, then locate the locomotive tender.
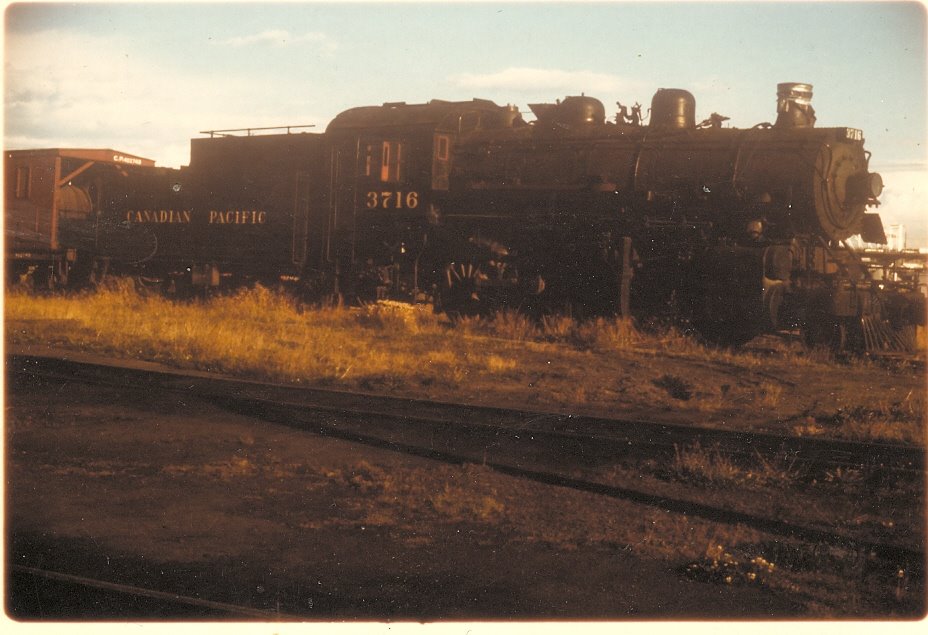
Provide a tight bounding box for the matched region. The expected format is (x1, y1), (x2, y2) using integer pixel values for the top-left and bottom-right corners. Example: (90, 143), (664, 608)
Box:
(6, 82), (924, 352)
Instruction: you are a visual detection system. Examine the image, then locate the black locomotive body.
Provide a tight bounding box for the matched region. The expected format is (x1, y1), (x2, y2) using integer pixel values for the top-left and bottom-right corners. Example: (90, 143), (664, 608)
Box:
(428, 85), (910, 349)
(6, 82), (924, 353)
(114, 130), (329, 292)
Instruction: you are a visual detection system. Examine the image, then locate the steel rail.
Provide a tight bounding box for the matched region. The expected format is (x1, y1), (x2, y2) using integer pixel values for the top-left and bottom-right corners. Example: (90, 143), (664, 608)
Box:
(11, 564), (302, 619)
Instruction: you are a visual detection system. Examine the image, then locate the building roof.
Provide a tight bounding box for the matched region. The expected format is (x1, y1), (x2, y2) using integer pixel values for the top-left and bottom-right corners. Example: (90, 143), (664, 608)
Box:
(6, 148), (156, 168)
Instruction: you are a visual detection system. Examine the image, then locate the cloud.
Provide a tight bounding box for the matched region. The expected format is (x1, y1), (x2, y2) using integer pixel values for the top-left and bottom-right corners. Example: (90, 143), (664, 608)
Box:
(450, 67), (642, 97)
(871, 162), (928, 248)
(4, 28), (327, 167)
(221, 29), (337, 54)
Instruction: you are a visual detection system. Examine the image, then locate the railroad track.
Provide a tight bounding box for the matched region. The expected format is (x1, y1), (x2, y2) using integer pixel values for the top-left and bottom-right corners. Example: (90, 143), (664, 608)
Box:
(10, 565), (300, 619)
(8, 351), (925, 573)
(9, 351), (922, 473)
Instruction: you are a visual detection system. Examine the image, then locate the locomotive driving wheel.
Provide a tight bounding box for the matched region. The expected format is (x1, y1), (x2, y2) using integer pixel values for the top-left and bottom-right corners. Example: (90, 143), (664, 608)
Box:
(440, 261), (487, 317)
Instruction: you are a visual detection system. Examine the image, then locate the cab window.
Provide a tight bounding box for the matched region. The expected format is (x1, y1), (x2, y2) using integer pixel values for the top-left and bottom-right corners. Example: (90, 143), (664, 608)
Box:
(362, 141), (405, 183)
(380, 141), (404, 182)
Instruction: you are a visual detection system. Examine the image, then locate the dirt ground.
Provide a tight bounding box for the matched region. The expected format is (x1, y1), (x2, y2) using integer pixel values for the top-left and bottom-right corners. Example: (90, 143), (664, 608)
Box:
(413, 334), (928, 443)
(5, 333), (927, 623)
(6, 373), (818, 621)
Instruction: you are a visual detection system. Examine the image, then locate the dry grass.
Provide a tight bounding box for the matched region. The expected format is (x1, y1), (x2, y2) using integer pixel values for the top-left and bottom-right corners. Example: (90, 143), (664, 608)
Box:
(823, 396), (926, 444)
(4, 283), (643, 384)
(6, 283), (445, 385)
(671, 442), (805, 487)
(6, 282), (925, 445)
(320, 460), (507, 525)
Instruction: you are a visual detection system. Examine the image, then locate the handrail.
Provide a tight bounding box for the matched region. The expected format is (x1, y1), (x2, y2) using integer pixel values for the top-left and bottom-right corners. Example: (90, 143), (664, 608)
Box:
(199, 125), (316, 138)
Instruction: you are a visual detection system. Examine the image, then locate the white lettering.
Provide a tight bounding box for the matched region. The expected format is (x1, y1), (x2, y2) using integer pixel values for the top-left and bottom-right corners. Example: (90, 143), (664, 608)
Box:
(113, 154), (143, 166)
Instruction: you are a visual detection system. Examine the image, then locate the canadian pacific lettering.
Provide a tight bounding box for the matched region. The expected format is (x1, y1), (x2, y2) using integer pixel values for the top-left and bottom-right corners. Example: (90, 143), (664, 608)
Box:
(125, 209), (192, 223)
(123, 210), (267, 225)
(208, 210), (267, 224)
(112, 154), (143, 166)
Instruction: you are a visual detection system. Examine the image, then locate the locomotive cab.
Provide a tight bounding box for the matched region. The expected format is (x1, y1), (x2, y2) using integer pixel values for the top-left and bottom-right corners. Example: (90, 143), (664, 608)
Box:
(323, 98), (524, 302)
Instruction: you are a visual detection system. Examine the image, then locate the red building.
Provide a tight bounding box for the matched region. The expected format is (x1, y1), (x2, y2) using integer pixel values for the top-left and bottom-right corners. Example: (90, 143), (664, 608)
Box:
(5, 148), (156, 287)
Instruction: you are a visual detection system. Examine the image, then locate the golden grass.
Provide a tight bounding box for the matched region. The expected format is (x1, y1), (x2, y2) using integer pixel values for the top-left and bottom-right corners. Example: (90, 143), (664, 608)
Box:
(832, 396), (926, 444)
(6, 284), (445, 385)
(4, 283), (644, 383)
(5, 282), (924, 444)
(672, 442), (805, 487)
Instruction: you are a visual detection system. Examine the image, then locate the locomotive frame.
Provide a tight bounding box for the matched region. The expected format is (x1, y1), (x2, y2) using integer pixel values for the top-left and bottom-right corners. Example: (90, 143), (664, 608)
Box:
(5, 82), (925, 354)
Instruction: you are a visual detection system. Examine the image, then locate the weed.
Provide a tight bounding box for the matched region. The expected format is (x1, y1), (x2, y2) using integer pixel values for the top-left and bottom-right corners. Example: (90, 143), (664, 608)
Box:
(430, 484), (505, 522)
(489, 309), (538, 341)
(818, 399), (925, 444)
(539, 314), (576, 341)
(671, 442), (804, 487)
(672, 442), (741, 483)
(355, 300), (441, 334)
(573, 317), (639, 350)
(640, 325), (712, 357)
(451, 314), (486, 338)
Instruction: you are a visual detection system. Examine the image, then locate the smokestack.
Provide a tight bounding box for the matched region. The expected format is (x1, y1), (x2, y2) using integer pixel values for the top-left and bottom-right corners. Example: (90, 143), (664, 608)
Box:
(775, 82), (816, 128)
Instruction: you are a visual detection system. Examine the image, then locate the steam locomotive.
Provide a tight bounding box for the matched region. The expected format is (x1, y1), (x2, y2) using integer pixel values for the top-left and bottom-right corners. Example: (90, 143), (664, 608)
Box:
(6, 82), (925, 352)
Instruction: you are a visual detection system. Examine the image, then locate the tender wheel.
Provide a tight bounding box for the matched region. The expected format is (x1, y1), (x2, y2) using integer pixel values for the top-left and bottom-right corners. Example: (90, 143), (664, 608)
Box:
(30, 265), (53, 291)
(66, 254), (109, 289)
(30, 259), (68, 291)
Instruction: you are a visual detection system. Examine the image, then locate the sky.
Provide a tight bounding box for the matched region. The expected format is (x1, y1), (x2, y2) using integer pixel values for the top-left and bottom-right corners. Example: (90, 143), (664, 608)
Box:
(4, 0), (927, 245)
